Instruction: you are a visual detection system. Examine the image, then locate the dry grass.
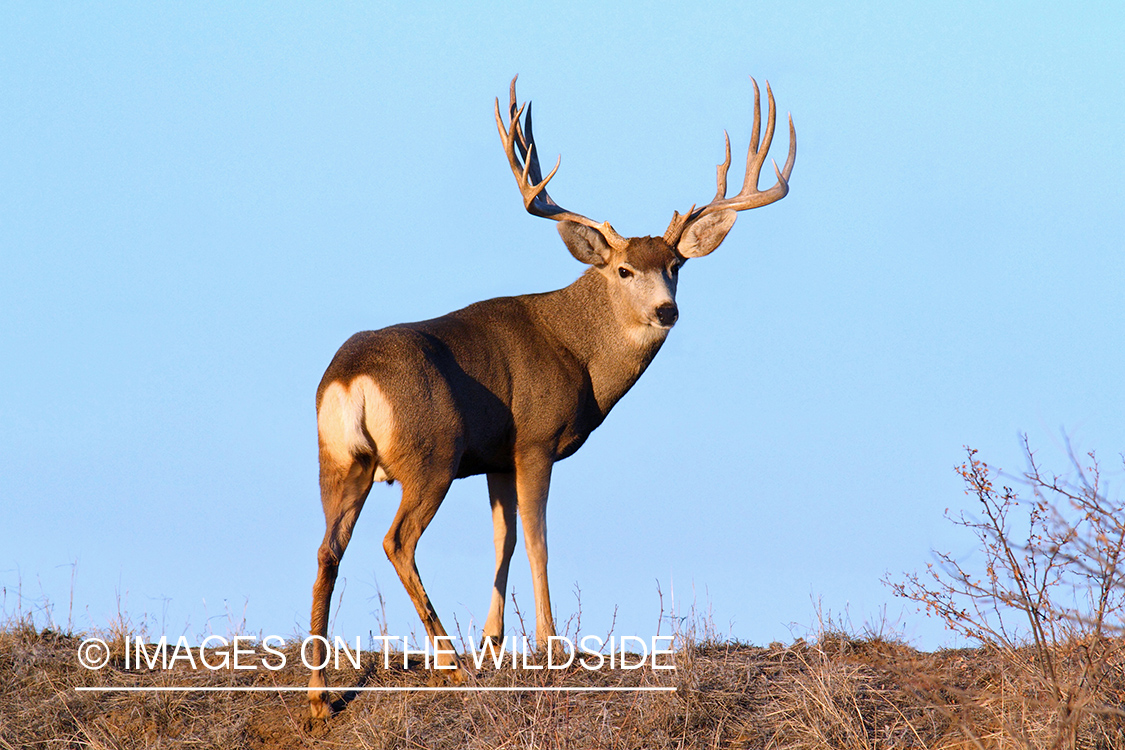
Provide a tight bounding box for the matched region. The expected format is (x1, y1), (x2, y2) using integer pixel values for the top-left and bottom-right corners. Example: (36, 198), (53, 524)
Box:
(4, 620), (1125, 749)
(7, 439), (1125, 748)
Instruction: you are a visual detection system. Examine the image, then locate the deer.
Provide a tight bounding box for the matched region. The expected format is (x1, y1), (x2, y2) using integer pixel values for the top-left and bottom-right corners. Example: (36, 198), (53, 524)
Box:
(308, 75), (795, 718)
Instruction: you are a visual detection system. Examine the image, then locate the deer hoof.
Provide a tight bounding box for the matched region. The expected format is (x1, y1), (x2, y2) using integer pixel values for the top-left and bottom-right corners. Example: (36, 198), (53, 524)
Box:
(308, 692), (332, 720)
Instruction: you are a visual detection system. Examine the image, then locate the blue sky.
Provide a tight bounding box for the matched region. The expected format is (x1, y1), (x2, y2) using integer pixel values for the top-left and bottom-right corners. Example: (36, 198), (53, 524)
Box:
(2, 2), (1123, 650)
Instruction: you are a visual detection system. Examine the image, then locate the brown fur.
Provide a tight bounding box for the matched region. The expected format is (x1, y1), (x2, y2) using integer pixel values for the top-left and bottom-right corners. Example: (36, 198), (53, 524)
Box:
(308, 75), (794, 718)
(307, 234), (694, 717)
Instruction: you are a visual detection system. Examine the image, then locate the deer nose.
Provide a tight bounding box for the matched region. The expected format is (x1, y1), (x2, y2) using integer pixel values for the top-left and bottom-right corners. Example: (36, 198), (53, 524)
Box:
(655, 302), (679, 327)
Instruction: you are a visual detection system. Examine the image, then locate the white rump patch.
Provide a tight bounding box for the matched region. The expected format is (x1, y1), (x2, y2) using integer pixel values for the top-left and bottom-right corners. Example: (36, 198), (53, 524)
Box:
(317, 377), (396, 471)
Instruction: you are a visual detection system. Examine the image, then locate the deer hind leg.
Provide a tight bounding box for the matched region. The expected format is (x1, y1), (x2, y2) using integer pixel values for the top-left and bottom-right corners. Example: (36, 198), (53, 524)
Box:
(515, 452), (557, 647)
(382, 468), (466, 680)
(308, 449), (375, 720)
(482, 472), (517, 656)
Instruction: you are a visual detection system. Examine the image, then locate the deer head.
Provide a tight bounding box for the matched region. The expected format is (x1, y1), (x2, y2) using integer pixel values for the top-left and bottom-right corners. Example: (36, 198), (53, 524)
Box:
(495, 75), (796, 333)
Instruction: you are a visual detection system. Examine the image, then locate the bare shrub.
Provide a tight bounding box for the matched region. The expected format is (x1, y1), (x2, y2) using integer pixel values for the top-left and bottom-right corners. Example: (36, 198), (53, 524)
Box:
(892, 437), (1125, 749)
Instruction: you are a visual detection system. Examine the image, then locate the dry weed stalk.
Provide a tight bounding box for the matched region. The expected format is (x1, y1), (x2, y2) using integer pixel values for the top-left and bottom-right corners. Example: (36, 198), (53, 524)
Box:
(893, 437), (1125, 749)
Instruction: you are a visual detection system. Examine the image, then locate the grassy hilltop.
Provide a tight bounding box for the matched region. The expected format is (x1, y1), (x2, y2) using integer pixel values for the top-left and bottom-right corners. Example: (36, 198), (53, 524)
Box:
(5, 445), (1125, 749)
(3, 622), (1125, 749)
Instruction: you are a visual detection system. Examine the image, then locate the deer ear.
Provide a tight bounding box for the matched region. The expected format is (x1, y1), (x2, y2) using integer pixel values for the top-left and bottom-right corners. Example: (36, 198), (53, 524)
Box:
(557, 221), (612, 267)
(677, 210), (737, 258)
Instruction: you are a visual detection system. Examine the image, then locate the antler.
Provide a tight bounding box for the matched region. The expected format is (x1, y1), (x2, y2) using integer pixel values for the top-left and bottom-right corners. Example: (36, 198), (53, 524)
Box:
(496, 76), (629, 250)
(664, 78), (796, 245)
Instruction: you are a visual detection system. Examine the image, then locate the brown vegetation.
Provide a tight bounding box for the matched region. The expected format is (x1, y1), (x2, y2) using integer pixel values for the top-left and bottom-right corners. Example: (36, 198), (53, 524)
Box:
(4, 440), (1124, 749)
(3, 624), (1125, 749)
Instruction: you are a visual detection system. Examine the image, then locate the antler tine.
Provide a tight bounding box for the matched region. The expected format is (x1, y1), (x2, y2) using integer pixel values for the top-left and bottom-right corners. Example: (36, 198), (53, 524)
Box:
(496, 75), (628, 248)
(780, 111), (796, 181)
(744, 79), (776, 195)
(759, 111), (797, 196)
(508, 76), (534, 176)
(521, 102), (552, 194)
(749, 78), (762, 161)
(714, 130), (731, 202)
(664, 77), (796, 245)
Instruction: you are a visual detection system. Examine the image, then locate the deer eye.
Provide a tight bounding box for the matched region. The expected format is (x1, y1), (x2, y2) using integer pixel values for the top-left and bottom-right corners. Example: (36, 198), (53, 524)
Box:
(618, 266), (633, 279)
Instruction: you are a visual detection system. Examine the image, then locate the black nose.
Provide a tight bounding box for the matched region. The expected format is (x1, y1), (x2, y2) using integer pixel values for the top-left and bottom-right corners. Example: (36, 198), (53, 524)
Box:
(655, 302), (678, 327)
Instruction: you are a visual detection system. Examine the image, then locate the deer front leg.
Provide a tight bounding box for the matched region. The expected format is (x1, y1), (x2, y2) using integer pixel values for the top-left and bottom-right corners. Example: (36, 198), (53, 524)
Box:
(514, 452), (557, 646)
(482, 472), (518, 656)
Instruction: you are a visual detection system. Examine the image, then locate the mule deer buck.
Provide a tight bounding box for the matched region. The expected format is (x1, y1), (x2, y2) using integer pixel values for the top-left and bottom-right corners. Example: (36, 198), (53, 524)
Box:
(308, 75), (795, 717)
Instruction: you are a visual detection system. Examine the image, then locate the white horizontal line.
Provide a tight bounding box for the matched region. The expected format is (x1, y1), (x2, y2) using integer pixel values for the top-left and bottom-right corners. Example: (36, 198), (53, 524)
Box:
(75, 685), (676, 693)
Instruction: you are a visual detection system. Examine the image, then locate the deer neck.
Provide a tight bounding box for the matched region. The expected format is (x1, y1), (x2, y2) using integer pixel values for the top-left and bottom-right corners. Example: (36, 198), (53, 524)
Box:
(531, 269), (669, 417)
